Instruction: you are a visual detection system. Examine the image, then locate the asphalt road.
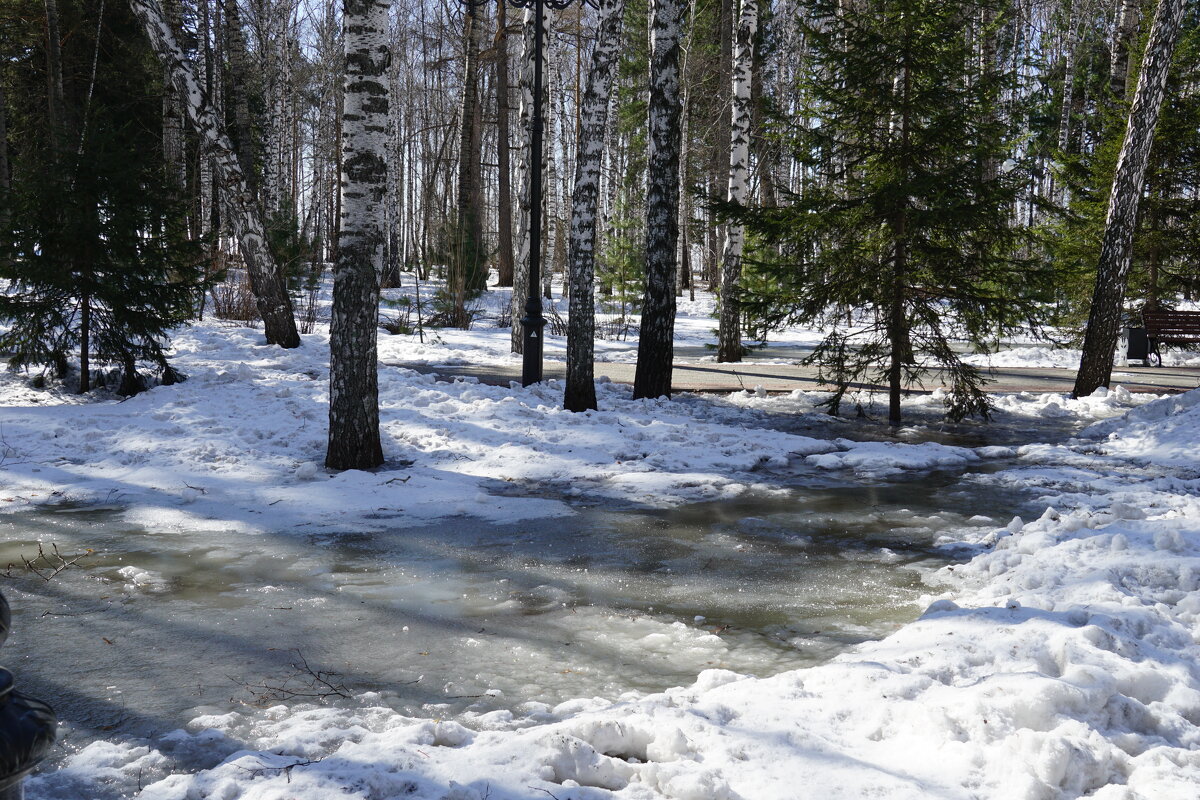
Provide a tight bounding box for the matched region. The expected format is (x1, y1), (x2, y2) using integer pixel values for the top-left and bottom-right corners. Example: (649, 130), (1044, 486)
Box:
(388, 357), (1200, 395)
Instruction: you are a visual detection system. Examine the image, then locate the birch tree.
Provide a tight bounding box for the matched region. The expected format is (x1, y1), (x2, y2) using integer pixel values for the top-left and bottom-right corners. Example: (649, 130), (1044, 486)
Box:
(564, 0), (626, 412)
(715, 0), (756, 363)
(129, 0), (300, 348)
(494, 0), (515, 287)
(511, 6), (547, 353)
(1073, 0), (1188, 397)
(326, 0), (391, 470)
(1110, 0), (1141, 101)
(633, 0), (687, 400)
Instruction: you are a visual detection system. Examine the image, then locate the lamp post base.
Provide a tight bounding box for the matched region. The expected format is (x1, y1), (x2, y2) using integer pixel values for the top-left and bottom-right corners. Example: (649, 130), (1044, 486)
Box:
(520, 298), (546, 386)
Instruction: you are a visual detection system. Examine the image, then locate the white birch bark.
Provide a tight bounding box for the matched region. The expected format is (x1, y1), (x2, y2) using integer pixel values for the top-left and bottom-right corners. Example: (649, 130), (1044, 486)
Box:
(633, 0), (687, 400)
(129, 0), (300, 348)
(197, 0), (214, 241)
(511, 6), (548, 352)
(1110, 0), (1141, 101)
(326, 0), (391, 470)
(564, 0), (626, 413)
(544, 68), (559, 301)
(716, 0), (756, 363)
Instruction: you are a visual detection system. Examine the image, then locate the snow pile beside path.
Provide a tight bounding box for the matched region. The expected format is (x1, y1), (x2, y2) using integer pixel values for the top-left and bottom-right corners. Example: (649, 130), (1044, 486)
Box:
(38, 496), (1200, 799)
(0, 321), (983, 533)
(1079, 388), (1200, 469)
(722, 384), (1153, 432)
(963, 345), (1083, 369)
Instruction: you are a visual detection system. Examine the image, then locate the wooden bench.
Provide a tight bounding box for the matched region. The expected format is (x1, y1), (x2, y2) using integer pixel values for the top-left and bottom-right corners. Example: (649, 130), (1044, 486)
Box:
(1143, 309), (1200, 366)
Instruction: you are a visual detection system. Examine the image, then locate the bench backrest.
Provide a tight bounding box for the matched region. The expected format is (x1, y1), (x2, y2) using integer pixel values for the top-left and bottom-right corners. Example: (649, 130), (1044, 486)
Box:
(1143, 310), (1200, 339)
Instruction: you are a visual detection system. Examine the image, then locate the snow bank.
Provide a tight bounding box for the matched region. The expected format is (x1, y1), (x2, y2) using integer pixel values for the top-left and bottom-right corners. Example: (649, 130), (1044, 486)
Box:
(26, 370), (1200, 799)
(1078, 388), (1200, 468)
(0, 322), (1038, 535)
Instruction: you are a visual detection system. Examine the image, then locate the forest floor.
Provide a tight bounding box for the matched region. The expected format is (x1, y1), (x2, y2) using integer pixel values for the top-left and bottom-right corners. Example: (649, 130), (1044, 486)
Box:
(3, 278), (1199, 799)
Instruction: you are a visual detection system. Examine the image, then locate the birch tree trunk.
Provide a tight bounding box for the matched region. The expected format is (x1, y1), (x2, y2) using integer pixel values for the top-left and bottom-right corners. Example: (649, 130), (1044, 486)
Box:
(129, 0), (300, 348)
(197, 0), (215, 242)
(544, 71), (559, 301)
(564, 0), (625, 413)
(494, 0), (515, 287)
(511, 7), (543, 353)
(716, 0), (756, 363)
(1073, 0), (1186, 397)
(1110, 0), (1141, 101)
(326, 0), (391, 470)
(633, 0), (687, 400)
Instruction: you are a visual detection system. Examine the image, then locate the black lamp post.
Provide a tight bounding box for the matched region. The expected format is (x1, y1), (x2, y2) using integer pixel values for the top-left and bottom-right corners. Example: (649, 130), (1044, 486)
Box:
(0, 591), (57, 800)
(462, 0), (579, 386)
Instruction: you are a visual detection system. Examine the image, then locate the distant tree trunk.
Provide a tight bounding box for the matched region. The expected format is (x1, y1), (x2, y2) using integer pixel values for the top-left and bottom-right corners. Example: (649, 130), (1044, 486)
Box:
(512, 7), (544, 353)
(1073, 0), (1186, 397)
(544, 73), (558, 301)
(706, 0), (734, 291)
(1110, 0), (1141, 101)
(44, 0), (67, 157)
(889, 49), (913, 428)
(78, 292), (91, 392)
(716, 0), (756, 363)
(454, 3), (486, 301)
(1056, 1), (1077, 155)
(494, 0), (515, 287)
(0, 79), (10, 262)
(326, 0), (391, 470)
(564, 0), (625, 413)
(224, 0), (258, 197)
(633, 0), (686, 400)
(130, 0), (300, 348)
(197, 0), (215, 242)
(161, 0), (187, 195)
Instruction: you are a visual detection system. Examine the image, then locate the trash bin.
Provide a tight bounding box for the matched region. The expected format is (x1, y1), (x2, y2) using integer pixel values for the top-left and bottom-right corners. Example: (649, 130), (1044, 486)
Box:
(0, 591), (57, 800)
(1126, 326), (1149, 364)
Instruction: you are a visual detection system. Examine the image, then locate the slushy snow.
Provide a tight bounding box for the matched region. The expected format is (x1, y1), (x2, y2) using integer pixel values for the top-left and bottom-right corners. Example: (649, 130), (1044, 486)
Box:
(2, 300), (1198, 799)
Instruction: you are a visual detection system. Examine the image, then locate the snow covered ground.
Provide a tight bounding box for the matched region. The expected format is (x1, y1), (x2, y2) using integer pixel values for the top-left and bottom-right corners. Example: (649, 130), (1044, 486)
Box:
(4, 284), (1200, 799)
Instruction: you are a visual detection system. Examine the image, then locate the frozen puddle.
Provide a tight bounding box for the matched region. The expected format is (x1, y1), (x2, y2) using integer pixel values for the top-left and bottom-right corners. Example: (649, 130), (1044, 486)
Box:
(2, 473), (1026, 776)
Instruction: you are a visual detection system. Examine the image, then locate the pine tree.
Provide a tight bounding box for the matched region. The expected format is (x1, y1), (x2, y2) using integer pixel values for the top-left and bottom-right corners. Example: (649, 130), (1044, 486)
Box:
(1, 0), (206, 394)
(733, 0), (1041, 425)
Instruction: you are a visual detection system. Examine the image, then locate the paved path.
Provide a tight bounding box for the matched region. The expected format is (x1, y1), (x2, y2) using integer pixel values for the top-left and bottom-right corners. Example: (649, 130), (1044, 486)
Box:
(387, 358), (1200, 395)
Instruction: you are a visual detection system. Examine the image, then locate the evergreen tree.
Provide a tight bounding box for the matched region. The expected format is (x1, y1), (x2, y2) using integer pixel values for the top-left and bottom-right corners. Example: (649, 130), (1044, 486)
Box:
(1049, 14), (1200, 320)
(731, 0), (1042, 425)
(0, 0), (206, 394)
